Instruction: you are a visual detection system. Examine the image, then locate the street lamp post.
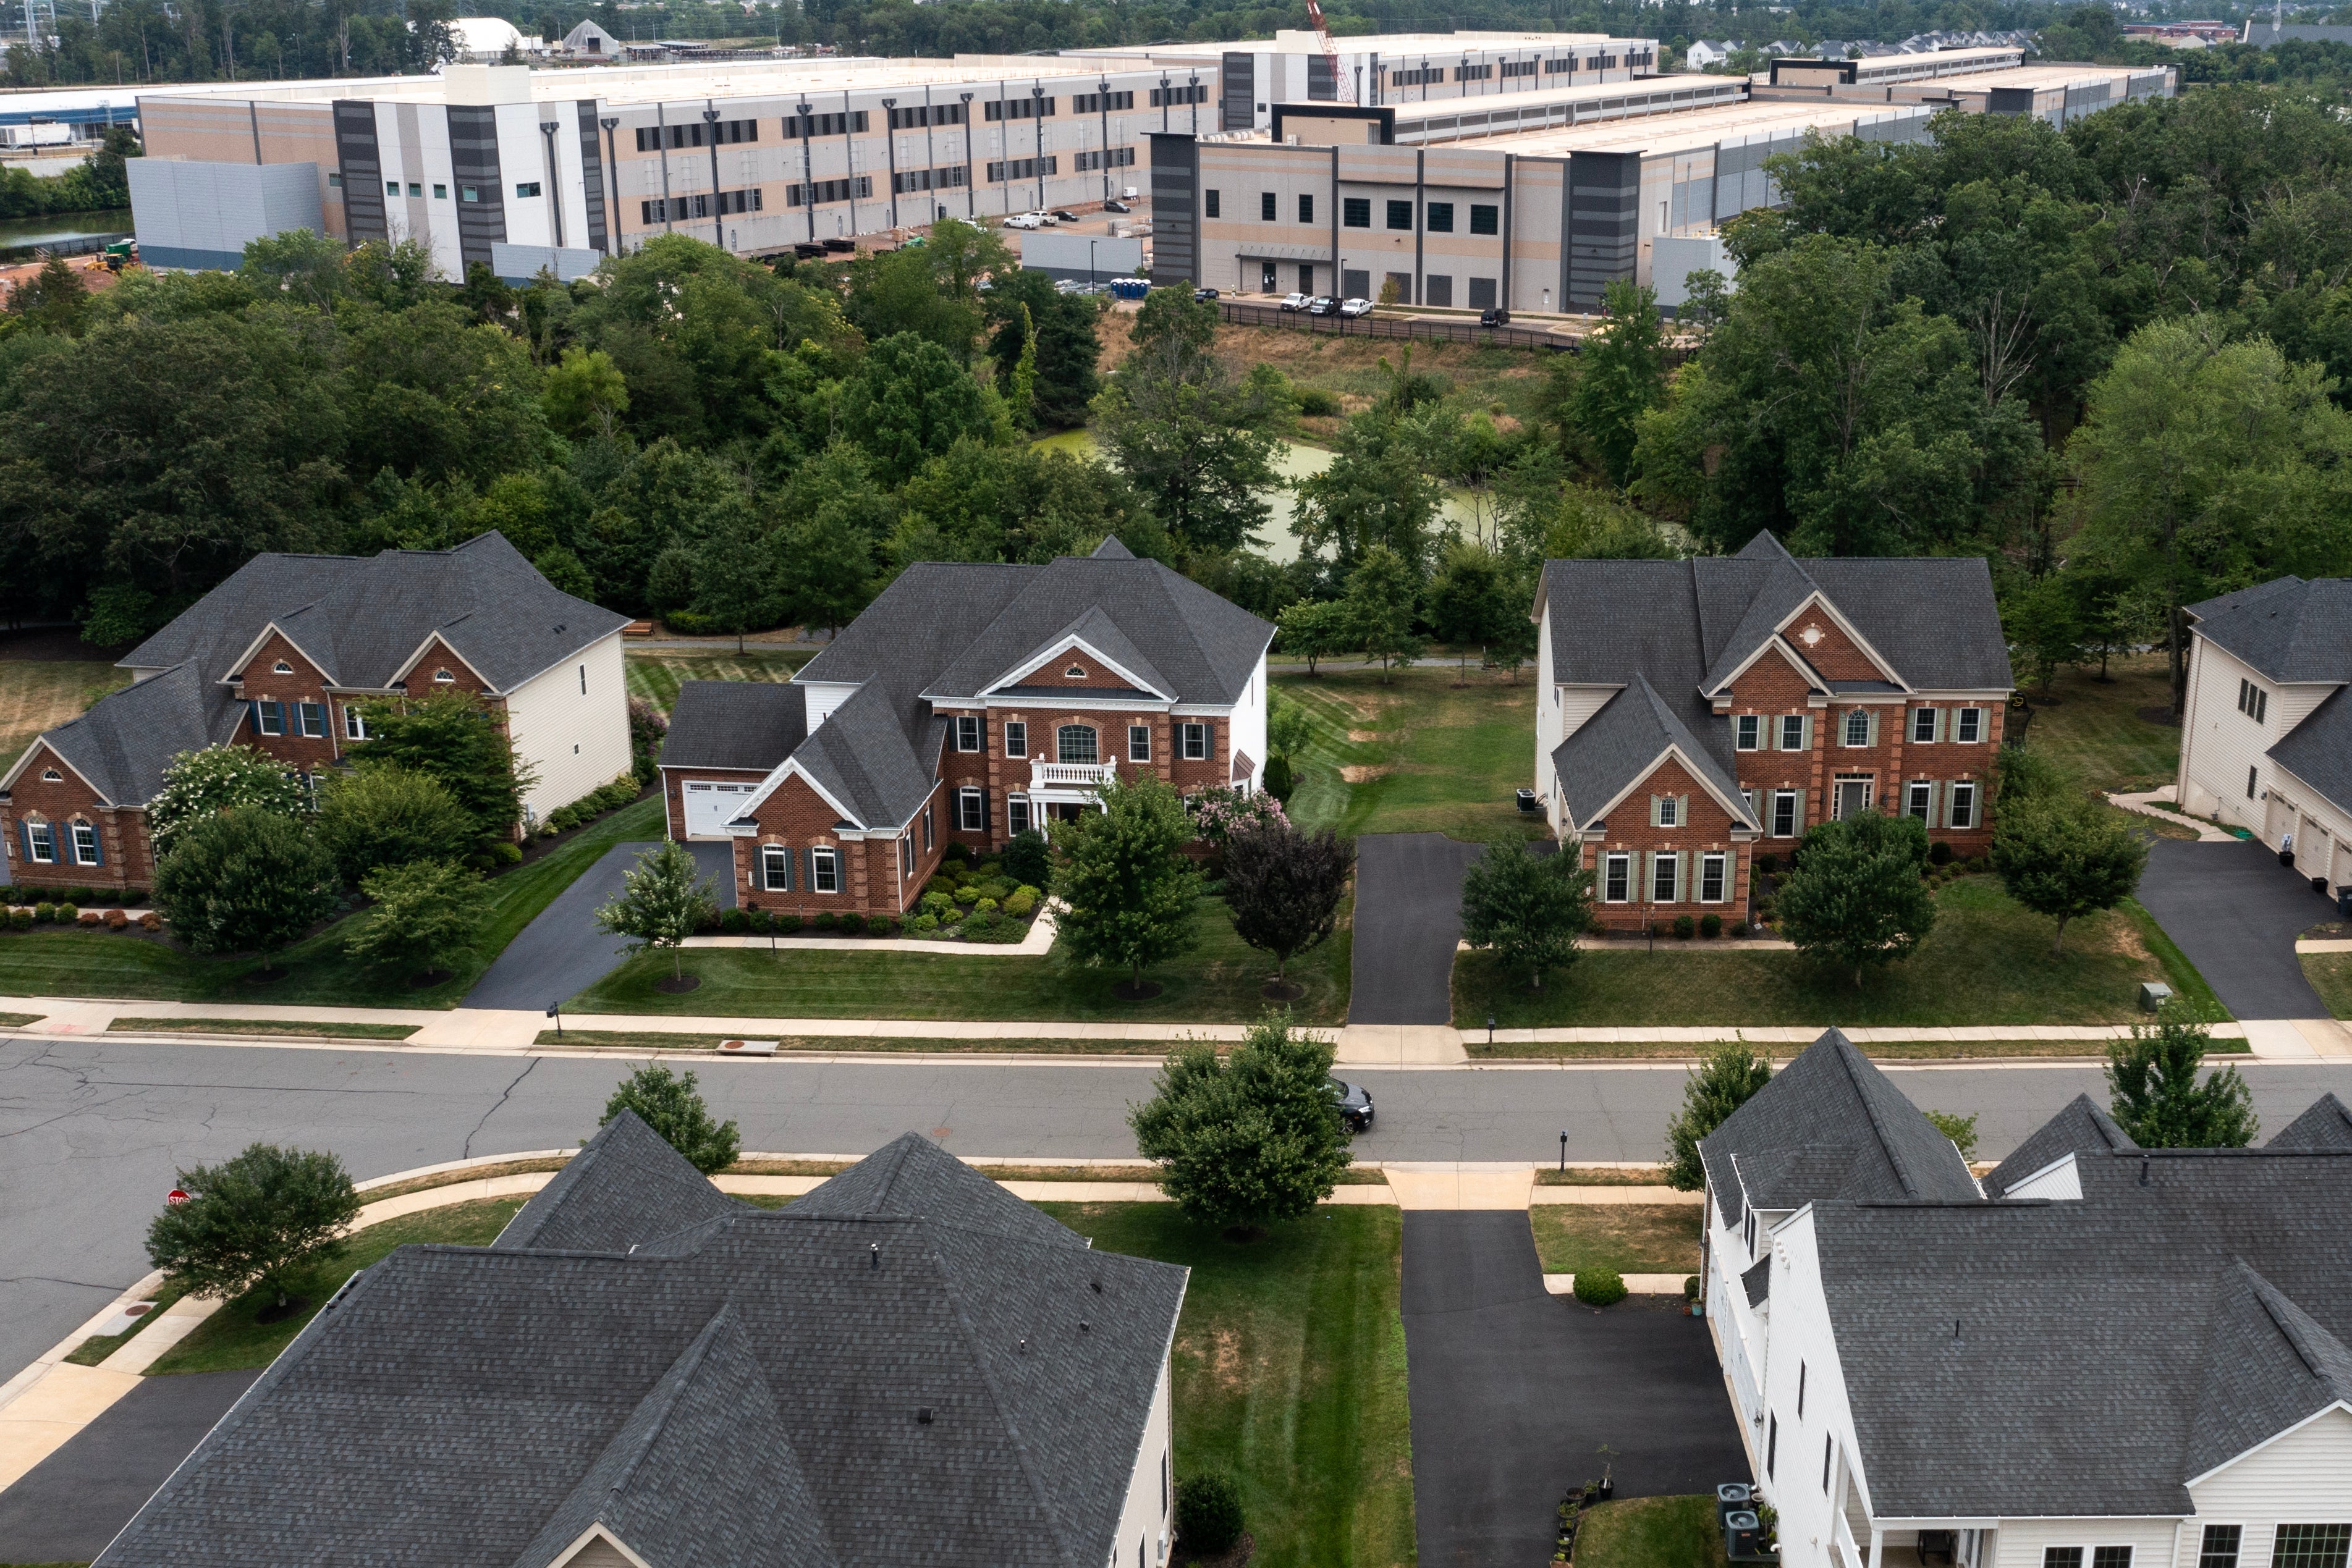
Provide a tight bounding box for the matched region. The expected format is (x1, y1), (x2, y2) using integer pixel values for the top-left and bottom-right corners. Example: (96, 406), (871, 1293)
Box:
(701, 106), (722, 247)
(1559, 1129), (1567, 1171)
(881, 96), (899, 230)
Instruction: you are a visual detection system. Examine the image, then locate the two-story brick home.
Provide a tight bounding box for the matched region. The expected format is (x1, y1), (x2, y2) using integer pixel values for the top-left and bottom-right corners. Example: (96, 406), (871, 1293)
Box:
(0, 533), (630, 895)
(658, 539), (1275, 918)
(1533, 533), (2013, 930)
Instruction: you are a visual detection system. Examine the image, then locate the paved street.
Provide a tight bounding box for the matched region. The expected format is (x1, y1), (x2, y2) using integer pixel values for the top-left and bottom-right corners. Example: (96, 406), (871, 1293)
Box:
(4, 1034), (2348, 1393)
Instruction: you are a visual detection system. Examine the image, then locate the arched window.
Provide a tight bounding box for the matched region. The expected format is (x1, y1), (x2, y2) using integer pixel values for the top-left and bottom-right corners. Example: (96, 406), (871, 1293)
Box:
(433, 668), (456, 684)
(1057, 724), (1098, 764)
(272, 660), (294, 674)
(1843, 709), (1869, 747)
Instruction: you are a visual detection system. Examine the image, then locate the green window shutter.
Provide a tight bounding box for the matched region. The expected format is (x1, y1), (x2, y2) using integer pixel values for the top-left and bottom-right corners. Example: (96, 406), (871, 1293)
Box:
(1678, 794), (1690, 826)
(1794, 788), (1808, 831)
(1932, 707), (1947, 743)
(1800, 715), (1814, 751)
(1648, 795), (1660, 828)
(88, 824), (102, 867)
(1675, 851), (1691, 901)
(1942, 784), (1958, 830)
(1865, 710), (1880, 748)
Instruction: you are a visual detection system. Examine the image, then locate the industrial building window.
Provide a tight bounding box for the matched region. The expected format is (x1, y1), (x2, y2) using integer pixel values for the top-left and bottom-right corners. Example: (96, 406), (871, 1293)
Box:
(1148, 84), (1209, 106)
(777, 111), (861, 138)
(2197, 1527), (2240, 1568)
(1602, 852), (1630, 901)
(984, 158), (1058, 183)
(888, 103), (966, 128)
(648, 188), (768, 221)
(1735, 715), (1759, 750)
(1205, 189), (1220, 217)
(1073, 148), (1135, 172)
(892, 165), (971, 193)
(1470, 203), (1499, 234)
(514, 181), (541, 198)
(982, 96), (1057, 120)
(460, 185), (481, 202)
(638, 119), (761, 149)
(1343, 196), (1370, 227)
(1453, 62), (1492, 81)
(1424, 201), (1454, 232)
(407, 181), (422, 197)
(1385, 199), (1411, 229)
(433, 183), (447, 199)
(1073, 90), (1135, 112)
(782, 180), (865, 208)
(1298, 193), (1313, 223)
(1260, 191), (1276, 221)
(385, 179), (399, 196)
(1502, 59), (1538, 77)
(328, 172), (341, 188)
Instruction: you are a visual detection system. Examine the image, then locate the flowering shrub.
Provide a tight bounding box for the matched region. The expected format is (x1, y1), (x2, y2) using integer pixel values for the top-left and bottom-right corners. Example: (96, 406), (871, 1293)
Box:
(148, 745), (310, 859)
(1189, 786), (1289, 847)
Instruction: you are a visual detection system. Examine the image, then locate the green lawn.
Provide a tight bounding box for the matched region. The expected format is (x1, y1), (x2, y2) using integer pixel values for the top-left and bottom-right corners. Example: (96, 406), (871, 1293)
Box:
(1575, 1495), (1728, 1568)
(1039, 1202), (1413, 1568)
(1200, 317), (1559, 428)
(1458, 877), (2187, 1027)
(145, 1197), (527, 1375)
(1275, 664), (1544, 845)
(0, 795), (663, 1007)
(106, 1017), (418, 1040)
(625, 647), (808, 714)
(1527, 1205), (1703, 1276)
(2019, 651), (2181, 795)
(570, 893), (1352, 1023)
(2301, 953), (2352, 1019)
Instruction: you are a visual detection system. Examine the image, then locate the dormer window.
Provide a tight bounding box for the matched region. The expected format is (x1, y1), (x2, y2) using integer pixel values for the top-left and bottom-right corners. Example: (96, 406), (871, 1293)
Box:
(272, 660), (294, 674)
(433, 668), (455, 684)
(1064, 664), (1087, 679)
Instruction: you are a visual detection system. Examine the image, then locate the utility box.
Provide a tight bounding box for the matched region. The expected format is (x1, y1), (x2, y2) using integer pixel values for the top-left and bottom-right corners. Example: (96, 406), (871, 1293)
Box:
(2139, 982), (2173, 1012)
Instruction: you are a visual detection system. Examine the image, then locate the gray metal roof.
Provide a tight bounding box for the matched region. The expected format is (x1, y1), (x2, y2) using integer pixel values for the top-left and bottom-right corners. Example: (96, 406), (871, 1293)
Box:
(96, 1124), (1187, 1568)
(2188, 576), (2352, 683)
(1698, 1029), (1981, 1229)
(1984, 1092), (2136, 1195)
(23, 534), (624, 808)
(661, 681), (810, 773)
(2269, 1090), (2352, 1150)
(2268, 683), (2352, 819)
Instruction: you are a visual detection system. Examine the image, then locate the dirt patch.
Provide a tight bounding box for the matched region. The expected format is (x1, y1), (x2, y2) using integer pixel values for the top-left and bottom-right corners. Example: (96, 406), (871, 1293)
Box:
(1340, 765), (1390, 783)
(1201, 1326), (1246, 1391)
(1347, 729), (1379, 742)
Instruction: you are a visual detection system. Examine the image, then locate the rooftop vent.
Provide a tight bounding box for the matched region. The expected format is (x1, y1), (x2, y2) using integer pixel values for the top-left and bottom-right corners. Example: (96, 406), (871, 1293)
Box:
(916, 1407), (934, 1425)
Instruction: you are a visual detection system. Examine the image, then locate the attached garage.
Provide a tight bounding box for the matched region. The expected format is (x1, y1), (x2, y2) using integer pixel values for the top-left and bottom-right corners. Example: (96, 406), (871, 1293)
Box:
(680, 780), (758, 839)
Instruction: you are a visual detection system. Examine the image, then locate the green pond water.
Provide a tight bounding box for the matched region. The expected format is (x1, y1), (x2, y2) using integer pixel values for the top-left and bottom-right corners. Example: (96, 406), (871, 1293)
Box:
(1031, 426), (1490, 563)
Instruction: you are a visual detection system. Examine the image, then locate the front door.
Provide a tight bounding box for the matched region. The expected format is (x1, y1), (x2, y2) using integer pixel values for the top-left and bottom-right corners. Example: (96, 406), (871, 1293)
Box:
(1834, 778), (1872, 822)
(1261, 261), (1277, 293)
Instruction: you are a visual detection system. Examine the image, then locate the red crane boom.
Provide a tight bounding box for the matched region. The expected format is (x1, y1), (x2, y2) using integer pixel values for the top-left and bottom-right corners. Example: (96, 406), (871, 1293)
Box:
(1304, 0), (1356, 104)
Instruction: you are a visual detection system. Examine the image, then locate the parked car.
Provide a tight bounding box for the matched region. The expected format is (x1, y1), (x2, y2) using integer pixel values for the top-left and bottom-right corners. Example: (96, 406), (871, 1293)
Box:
(1277, 292), (1311, 311)
(1051, 209), (1081, 223)
(1339, 297), (1374, 317)
(1307, 295), (1341, 316)
(1479, 306), (1512, 327)
(1103, 198), (1133, 213)
(1193, 287), (1220, 302)
(1002, 212), (1046, 230)
(1329, 1078), (1375, 1132)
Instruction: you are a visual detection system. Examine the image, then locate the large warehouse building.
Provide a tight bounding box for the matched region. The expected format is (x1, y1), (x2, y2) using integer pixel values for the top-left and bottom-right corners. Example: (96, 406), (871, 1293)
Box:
(125, 30), (1659, 277)
(1151, 53), (2174, 310)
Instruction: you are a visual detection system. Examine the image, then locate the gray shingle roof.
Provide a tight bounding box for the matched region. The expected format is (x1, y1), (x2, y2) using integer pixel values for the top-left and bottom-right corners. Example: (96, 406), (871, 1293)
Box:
(774, 680), (942, 830)
(2267, 683), (2352, 819)
(1699, 1029), (1981, 1228)
(661, 681), (810, 772)
(2269, 1091), (2352, 1150)
(495, 1110), (739, 1253)
(1810, 1147), (2352, 1519)
(23, 534), (624, 808)
(1984, 1092), (2136, 1195)
(2188, 576), (2352, 684)
(96, 1129), (1187, 1568)
(1550, 672), (1753, 830)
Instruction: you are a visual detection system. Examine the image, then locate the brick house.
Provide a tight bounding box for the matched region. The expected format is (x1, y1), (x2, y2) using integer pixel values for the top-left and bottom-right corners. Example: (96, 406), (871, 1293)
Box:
(1533, 533), (2013, 930)
(0, 533), (630, 895)
(659, 539), (1275, 919)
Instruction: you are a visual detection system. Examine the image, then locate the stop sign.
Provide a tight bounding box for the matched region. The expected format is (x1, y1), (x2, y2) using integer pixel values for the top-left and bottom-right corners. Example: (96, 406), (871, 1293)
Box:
(166, 1188), (189, 1206)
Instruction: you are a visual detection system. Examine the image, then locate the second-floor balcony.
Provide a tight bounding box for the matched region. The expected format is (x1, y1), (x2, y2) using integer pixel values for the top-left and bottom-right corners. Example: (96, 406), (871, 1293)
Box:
(1031, 760), (1118, 793)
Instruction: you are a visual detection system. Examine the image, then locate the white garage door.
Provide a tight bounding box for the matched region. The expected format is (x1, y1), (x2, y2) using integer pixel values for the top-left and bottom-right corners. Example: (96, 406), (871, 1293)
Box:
(682, 781), (757, 839)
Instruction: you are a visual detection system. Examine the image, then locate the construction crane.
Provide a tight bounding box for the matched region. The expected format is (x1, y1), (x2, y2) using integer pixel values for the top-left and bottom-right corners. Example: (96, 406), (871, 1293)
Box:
(1304, 0), (1356, 104)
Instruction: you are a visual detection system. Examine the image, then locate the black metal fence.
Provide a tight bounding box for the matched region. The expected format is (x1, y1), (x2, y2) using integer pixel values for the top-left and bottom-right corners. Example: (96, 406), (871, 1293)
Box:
(1217, 298), (1581, 351)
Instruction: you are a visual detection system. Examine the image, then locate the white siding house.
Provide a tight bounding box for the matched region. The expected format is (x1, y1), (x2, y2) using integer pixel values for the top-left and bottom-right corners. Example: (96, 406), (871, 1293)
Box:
(506, 628), (631, 820)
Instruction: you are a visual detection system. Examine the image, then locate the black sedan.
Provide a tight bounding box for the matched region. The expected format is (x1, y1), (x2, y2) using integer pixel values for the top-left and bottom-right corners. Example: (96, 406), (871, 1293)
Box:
(1104, 198), (1133, 213)
(1193, 287), (1220, 302)
(1329, 1077), (1375, 1132)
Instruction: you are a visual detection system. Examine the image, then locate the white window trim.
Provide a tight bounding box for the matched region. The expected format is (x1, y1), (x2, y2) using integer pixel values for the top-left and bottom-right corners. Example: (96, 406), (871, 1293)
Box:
(2194, 1524), (2246, 1568)
(1906, 780), (1933, 820)
(1956, 706), (1984, 743)
(761, 845), (790, 892)
(1004, 721), (1028, 759)
(256, 701), (285, 736)
(272, 660), (294, 673)
(958, 787), (985, 832)
(1699, 851), (1728, 903)
(1651, 852), (1679, 904)
(1779, 715), (1806, 751)
(1949, 780), (1978, 830)
(71, 821), (100, 866)
(300, 702), (327, 739)
(1912, 707), (1936, 744)
(955, 715), (983, 752)
(26, 820), (54, 862)
(1009, 794), (1031, 835)
(433, 668), (455, 684)
(1601, 851), (1632, 903)
(1842, 709), (1870, 748)
(1057, 723), (1099, 765)
(1656, 795), (1678, 828)
(344, 704), (368, 741)
(811, 846), (840, 893)
(1180, 722), (1210, 761)
(1772, 789), (1800, 838)
(1128, 724), (1151, 763)
(1735, 714), (1759, 751)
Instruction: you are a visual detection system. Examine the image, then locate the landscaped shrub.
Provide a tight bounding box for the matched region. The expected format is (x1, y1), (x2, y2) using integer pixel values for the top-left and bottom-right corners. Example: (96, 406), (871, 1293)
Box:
(1699, 913), (1722, 939)
(1002, 828), (1051, 891)
(1003, 886), (1039, 917)
(1929, 839), (1954, 866)
(813, 911), (837, 931)
(77, 910), (101, 927)
(1672, 914), (1694, 940)
(973, 897), (999, 914)
(921, 890), (954, 914)
(719, 908), (748, 934)
(139, 911), (162, 931)
(1684, 1275), (1701, 1301)
(941, 906), (965, 924)
(7, 908), (30, 931)
(746, 909), (772, 934)
(1573, 1266), (1627, 1306)
(869, 917), (897, 938)
(489, 841), (523, 867)
(943, 842), (970, 865)
(954, 883), (981, 904)
(911, 913), (939, 932)
(692, 903), (722, 934)
(33, 903), (56, 924)
(772, 913), (802, 934)
(57, 903), (78, 925)
(70, 886), (96, 903)
(839, 912), (867, 935)
(1176, 1473), (1245, 1557)
(1757, 853), (1779, 875)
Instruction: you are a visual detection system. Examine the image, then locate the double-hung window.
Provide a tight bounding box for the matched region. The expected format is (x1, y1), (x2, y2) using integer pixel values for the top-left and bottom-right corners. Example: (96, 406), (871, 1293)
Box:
(298, 702), (327, 739)
(27, 821), (55, 861)
(72, 822), (100, 865)
(923, 805), (935, 851)
(1699, 851), (1727, 903)
(2045, 1551), (2085, 1568)
(1842, 709), (1871, 748)
(1128, 724), (1151, 762)
(958, 788), (986, 832)
(901, 835), (915, 875)
(1004, 721), (1028, 758)
(811, 846), (840, 893)
(1912, 707), (1937, 743)
(1058, 725), (1098, 764)
(2272, 1528), (2351, 1568)
(1180, 722), (1209, 760)
(955, 714), (982, 752)
(1772, 790), (1800, 838)
(2196, 1527), (2241, 1568)
(761, 845), (792, 891)
(1651, 852), (1679, 903)
(1654, 795), (1679, 828)
(344, 704), (368, 741)
(1008, 796), (1031, 836)
(1906, 781), (1934, 820)
(1602, 852), (1631, 903)
(1779, 714), (1806, 751)
(1735, 715), (1760, 751)
(255, 701), (286, 736)
(1948, 782), (1978, 830)
(1956, 706), (1984, 742)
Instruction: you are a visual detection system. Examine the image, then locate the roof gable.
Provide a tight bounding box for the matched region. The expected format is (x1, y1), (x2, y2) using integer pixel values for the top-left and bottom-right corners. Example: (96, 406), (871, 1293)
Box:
(2269, 1092), (2352, 1151)
(1986, 1093), (2137, 1195)
(1552, 673), (1756, 830)
(2183, 1262), (2352, 1485)
(2189, 576), (2352, 685)
(496, 1110), (740, 1254)
(13, 661), (248, 807)
(981, 611), (1174, 700)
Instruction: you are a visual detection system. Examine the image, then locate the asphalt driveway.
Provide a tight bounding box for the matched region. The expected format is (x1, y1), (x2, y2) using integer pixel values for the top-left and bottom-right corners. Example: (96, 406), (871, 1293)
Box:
(2136, 838), (2339, 1019)
(1352, 833), (1490, 1025)
(462, 840), (736, 1011)
(0, 1368), (260, 1561)
(1402, 1212), (1751, 1568)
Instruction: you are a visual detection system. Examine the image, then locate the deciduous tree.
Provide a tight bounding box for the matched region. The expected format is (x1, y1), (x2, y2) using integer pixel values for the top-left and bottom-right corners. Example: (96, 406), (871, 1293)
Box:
(146, 744), (308, 861)
(1222, 821), (1354, 983)
(1775, 811), (1937, 987)
(144, 1143), (362, 1310)
(1051, 774), (1201, 992)
(1662, 1043), (1774, 1189)
(2107, 1010), (2258, 1147)
(1342, 546), (1424, 680)
(152, 807), (340, 959)
(601, 1063), (741, 1174)
(594, 839), (718, 986)
(343, 858), (488, 982)
(1991, 797), (2148, 955)
(316, 765), (476, 885)
(1129, 1014), (1352, 1229)
(355, 689), (534, 849)
(1460, 840), (1594, 990)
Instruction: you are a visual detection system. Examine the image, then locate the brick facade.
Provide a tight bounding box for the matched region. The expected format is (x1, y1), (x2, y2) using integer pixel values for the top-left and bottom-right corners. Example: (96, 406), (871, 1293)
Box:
(1576, 755), (1754, 932)
(1, 742), (151, 893)
(729, 772), (946, 919)
(232, 631), (345, 772)
(936, 707), (1234, 852)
